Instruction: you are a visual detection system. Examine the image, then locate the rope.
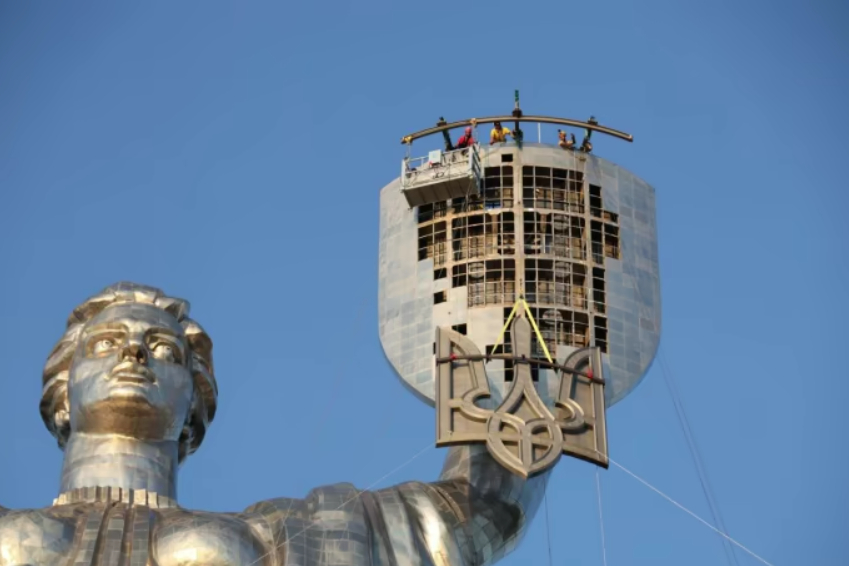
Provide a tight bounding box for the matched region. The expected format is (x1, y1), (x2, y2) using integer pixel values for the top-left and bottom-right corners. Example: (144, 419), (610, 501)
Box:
(619, 228), (740, 566)
(520, 298), (553, 363)
(442, 136), (495, 320)
(489, 298), (521, 357)
(267, 297), (370, 536)
(610, 458), (776, 566)
(247, 440), (435, 566)
(456, 140), (484, 256)
(595, 469), (608, 566)
(313, 299), (368, 439)
(317, 504), (330, 566)
(264, 128), (461, 539)
(486, 297), (554, 363)
(659, 349), (740, 566)
(252, 133), (479, 566)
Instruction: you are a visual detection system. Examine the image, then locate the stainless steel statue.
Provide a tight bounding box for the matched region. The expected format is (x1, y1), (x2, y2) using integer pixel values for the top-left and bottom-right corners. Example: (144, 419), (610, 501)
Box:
(0, 282), (547, 566)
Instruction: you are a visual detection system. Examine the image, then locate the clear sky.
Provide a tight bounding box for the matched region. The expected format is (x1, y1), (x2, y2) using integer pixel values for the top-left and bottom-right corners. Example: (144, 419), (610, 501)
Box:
(0, 1), (847, 565)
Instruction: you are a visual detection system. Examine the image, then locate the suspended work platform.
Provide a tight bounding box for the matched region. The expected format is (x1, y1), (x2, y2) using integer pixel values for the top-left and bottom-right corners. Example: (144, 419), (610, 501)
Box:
(400, 144), (483, 208)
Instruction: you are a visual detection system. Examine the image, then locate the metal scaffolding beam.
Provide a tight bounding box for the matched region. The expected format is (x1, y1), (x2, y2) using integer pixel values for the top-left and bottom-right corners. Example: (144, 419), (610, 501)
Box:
(401, 116), (633, 145)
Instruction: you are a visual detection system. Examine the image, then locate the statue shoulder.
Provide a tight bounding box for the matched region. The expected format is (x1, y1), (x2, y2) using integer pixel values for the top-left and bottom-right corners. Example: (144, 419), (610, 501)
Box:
(244, 483), (375, 563)
(0, 505), (80, 565)
(243, 482), (481, 566)
(242, 483), (438, 532)
(243, 496), (306, 519)
(243, 479), (486, 529)
(244, 482), (362, 519)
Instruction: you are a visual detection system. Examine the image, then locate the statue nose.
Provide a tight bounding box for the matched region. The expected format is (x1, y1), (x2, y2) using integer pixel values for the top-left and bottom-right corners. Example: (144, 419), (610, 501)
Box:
(122, 342), (148, 364)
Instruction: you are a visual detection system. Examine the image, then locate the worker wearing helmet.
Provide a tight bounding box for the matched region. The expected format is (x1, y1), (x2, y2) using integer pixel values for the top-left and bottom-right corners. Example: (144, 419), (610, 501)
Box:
(455, 126), (476, 149)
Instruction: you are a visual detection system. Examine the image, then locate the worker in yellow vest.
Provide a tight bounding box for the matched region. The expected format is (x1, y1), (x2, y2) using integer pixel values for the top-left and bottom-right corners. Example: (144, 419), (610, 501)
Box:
(490, 121), (512, 144)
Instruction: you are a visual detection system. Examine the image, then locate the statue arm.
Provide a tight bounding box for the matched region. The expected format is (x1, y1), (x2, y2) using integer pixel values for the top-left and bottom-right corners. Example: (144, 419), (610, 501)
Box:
(377, 445), (550, 566)
(243, 448), (549, 566)
(434, 445), (550, 566)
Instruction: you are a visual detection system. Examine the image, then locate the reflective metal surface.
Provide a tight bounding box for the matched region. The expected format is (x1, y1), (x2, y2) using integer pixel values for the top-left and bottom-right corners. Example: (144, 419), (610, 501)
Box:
(0, 282), (548, 566)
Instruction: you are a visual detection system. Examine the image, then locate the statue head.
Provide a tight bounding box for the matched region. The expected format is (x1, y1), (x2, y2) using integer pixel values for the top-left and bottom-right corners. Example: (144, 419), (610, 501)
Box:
(40, 282), (218, 462)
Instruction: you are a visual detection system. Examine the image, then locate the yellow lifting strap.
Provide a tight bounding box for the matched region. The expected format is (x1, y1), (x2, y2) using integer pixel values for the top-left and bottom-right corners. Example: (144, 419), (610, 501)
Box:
(488, 296), (554, 364)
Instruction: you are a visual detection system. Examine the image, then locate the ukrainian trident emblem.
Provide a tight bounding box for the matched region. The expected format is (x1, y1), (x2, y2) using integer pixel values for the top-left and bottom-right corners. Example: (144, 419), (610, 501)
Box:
(435, 314), (608, 478)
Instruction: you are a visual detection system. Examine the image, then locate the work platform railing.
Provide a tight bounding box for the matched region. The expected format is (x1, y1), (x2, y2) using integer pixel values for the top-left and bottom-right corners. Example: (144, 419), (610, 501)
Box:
(400, 144), (483, 208)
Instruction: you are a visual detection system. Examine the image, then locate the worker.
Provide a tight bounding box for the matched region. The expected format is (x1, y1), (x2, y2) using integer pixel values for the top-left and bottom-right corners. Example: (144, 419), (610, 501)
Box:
(558, 129), (576, 150)
(581, 116), (598, 153)
(490, 121), (512, 144)
(438, 116), (454, 152)
(455, 126), (475, 149)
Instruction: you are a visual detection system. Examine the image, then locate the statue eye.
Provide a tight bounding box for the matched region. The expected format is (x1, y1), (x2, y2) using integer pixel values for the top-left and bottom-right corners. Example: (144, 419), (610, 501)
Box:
(152, 343), (177, 363)
(93, 338), (116, 354)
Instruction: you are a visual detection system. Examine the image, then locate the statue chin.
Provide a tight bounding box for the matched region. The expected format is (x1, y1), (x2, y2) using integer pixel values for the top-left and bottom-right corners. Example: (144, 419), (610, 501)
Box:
(72, 399), (180, 441)
(105, 382), (157, 403)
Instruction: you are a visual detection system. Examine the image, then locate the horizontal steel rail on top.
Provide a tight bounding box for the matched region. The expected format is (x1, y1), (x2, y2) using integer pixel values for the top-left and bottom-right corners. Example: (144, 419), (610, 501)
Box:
(401, 116), (633, 145)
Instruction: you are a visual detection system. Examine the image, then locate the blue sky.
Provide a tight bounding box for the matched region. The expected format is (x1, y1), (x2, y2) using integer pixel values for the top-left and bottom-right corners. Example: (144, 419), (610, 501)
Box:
(0, 1), (847, 565)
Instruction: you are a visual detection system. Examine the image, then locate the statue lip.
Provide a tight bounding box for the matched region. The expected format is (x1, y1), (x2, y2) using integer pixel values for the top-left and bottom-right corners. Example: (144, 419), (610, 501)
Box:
(109, 361), (155, 384)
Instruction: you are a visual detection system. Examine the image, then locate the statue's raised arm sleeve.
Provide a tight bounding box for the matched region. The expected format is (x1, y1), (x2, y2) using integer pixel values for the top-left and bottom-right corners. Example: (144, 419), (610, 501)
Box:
(373, 445), (550, 566)
(433, 445), (550, 566)
(243, 453), (549, 566)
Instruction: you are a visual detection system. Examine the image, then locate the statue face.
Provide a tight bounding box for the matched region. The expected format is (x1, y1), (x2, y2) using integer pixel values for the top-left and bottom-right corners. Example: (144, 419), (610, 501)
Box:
(67, 303), (194, 441)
